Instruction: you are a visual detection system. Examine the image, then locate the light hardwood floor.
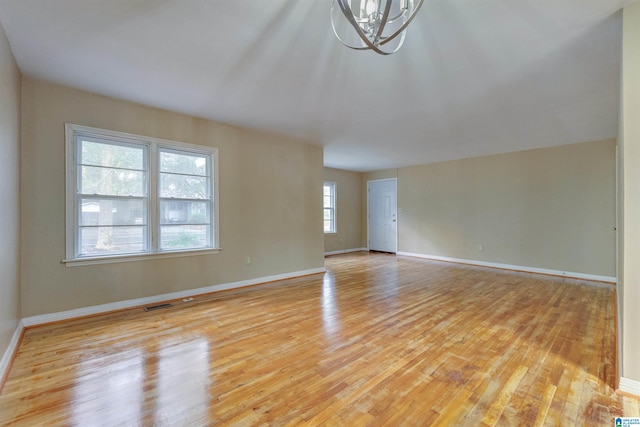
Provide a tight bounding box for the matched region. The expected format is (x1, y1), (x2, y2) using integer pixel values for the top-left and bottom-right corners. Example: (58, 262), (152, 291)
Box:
(0, 252), (638, 426)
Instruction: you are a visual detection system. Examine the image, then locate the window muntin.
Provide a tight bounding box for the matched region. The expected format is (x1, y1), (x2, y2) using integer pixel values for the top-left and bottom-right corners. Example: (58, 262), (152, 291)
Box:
(66, 124), (218, 262)
(323, 181), (336, 233)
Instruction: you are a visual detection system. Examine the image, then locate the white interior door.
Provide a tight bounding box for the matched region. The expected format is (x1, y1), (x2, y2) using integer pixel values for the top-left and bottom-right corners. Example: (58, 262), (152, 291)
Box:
(368, 179), (397, 253)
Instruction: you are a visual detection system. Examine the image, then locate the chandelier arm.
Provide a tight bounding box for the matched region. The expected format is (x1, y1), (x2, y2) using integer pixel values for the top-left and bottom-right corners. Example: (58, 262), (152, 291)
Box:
(334, 0), (393, 54)
(378, 0), (425, 47)
(388, 0), (410, 22)
(387, 7), (409, 24)
(330, 5), (369, 50)
(330, 25), (371, 51)
(332, 0), (371, 49)
(373, 0), (394, 44)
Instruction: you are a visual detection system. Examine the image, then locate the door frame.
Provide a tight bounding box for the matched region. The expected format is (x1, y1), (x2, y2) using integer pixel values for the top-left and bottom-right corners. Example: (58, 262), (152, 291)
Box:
(367, 178), (398, 253)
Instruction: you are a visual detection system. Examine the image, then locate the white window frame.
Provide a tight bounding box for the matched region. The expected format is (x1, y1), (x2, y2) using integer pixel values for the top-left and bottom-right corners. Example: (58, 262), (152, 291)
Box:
(323, 181), (337, 234)
(64, 124), (219, 266)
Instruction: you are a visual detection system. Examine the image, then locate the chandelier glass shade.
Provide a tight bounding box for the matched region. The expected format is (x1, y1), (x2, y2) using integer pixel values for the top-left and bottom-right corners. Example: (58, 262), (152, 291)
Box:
(330, 0), (424, 55)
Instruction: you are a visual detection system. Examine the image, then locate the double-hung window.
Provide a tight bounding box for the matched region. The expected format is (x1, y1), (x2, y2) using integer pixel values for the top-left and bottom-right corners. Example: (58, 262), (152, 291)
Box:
(65, 124), (218, 264)
(323, 181), (336, 233)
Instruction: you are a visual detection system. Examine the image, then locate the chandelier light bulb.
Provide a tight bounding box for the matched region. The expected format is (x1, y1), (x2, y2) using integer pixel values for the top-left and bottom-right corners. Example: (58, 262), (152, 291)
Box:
(365, 0), (378, 16)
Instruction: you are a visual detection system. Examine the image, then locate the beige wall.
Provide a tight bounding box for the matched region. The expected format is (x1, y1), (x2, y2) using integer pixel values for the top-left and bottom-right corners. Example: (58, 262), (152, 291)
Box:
(0, 22), (21, 358)
(20, 79), (324, 317)
(396, 140), (616, 276)
(621, 2), (640, 384)
(324, 168), (363, 253)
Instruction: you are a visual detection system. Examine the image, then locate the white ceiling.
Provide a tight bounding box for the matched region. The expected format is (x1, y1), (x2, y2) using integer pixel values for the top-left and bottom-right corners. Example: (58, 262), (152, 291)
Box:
(0, 0), (632, 171)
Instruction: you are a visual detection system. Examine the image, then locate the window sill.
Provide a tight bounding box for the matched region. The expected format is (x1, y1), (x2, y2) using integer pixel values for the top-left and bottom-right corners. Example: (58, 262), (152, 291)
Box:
(62, 248), (221, 267)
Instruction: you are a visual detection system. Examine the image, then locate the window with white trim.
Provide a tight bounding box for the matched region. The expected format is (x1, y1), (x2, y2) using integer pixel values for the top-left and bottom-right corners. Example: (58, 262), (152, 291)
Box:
(323, 181), (336, 233)
(65, 124), (218, 263)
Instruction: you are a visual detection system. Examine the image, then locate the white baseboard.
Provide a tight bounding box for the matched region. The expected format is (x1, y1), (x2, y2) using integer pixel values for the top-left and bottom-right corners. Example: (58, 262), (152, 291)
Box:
(325, 248), (368, 256)
(22, 267), (326, 327)
(619, 377), (640, 397)
(397, 252), (616, 284)
(0, 320), (24, 386)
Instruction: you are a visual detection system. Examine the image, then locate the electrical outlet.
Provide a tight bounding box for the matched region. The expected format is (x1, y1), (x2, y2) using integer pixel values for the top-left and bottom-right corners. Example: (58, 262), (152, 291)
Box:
(478, 244), (484, 251)
(246, 256), (251, 265)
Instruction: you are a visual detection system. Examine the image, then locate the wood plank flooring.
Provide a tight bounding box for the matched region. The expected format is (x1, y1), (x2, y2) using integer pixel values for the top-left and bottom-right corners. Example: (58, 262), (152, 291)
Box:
(0, 251), (638, 426)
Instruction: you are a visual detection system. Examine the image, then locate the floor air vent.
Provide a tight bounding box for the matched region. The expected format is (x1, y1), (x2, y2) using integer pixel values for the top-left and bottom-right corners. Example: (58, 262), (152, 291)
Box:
(144, 303), (173, 312)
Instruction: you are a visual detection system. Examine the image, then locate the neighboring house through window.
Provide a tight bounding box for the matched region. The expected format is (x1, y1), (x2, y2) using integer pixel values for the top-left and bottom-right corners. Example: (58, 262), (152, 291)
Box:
(65, 124), (219, 264)
(323, 181), (336, 233)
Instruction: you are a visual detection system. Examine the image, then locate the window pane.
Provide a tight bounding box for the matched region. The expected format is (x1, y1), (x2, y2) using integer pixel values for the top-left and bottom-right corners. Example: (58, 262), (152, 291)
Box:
(81, 140), (144, 170)
(159, 173), (208, 199)
(81, 166), (145, 196)
(323, 182), (335, 233)
(160, 151), (208, 176)
(80, 198), (146, 226)
(79, 226), (146, 256)
(159, 200), (209, 224)
(160, 225), (209, 250)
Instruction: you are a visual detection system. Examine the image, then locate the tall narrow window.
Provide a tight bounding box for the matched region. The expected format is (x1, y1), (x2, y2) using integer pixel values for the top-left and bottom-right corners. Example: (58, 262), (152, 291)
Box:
(65, 124), (218, 264)
(323, 181), (336, 233)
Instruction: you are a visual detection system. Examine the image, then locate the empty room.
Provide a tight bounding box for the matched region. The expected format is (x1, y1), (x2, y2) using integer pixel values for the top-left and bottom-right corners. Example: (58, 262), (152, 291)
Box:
(1, 0), (640, 425)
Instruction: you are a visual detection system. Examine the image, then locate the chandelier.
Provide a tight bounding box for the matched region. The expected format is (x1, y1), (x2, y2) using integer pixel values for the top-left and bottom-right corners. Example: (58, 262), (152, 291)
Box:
(330, 0), (424, 55)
